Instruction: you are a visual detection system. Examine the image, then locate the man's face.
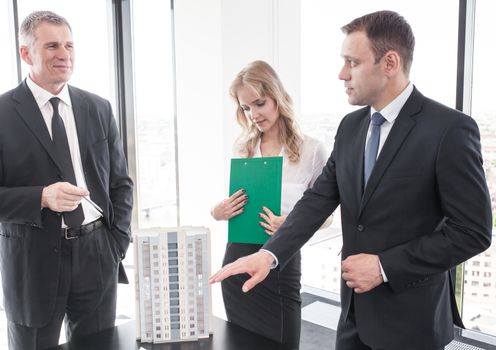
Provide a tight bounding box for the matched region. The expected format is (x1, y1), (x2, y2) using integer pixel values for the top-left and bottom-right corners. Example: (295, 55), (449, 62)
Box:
(21, 22), (74, 94)
(338, 31), (387, 110)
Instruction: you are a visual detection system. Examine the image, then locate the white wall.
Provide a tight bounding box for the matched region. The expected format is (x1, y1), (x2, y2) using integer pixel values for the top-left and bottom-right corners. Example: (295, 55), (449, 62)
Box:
(221, 0), (301, 153)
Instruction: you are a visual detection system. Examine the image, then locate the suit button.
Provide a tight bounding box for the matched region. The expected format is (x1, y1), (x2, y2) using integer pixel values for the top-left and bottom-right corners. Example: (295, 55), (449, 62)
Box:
(357, 224), (364, 232)
(53, 247), (59, 253)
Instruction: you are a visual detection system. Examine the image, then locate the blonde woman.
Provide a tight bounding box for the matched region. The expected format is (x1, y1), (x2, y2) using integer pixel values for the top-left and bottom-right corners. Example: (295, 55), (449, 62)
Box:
(211, 60), (329, 348)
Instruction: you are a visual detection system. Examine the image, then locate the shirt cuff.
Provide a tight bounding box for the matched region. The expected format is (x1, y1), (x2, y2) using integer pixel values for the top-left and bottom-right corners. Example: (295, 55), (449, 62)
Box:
(378, 258), (388, 282)
(259, 249), (279, 269)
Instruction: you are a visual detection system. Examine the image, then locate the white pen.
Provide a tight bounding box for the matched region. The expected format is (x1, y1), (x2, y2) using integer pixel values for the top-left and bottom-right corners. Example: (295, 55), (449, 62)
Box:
(82, 196), (104, 214)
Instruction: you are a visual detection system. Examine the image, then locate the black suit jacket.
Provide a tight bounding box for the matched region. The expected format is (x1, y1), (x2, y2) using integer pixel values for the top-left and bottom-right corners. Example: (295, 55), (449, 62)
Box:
(264, 87), (492, 349)
(0, 81), (133, 327)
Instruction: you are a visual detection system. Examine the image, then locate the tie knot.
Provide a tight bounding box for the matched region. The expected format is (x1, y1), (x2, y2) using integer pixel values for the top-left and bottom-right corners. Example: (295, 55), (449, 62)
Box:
(371, 112), (386, 126)
(49, 97), (60, 110)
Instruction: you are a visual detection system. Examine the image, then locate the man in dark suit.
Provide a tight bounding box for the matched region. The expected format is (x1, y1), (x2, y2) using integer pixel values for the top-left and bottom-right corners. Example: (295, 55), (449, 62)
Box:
(0, 11), (133, 350)
(210, 10), (492, 350)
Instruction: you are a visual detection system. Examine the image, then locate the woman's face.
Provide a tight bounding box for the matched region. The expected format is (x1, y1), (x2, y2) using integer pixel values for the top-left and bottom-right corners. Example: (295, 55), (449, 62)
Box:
(237, 85), (279, 133)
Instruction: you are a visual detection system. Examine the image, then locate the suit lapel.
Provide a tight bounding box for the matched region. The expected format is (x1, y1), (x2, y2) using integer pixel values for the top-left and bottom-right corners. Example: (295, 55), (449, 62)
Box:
(353, 110), (371, 207)
(13, 81), (63, 174)
(359, 88), (423, 216)
(69, 86), (89, 164)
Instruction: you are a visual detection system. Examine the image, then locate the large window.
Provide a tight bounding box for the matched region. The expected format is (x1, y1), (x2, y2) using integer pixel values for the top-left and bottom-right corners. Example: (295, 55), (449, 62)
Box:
(131, 0), (177, 229)
(0, 0), (17, 92)
(299, 0), (459, 297)
(461, 0), (496, 340)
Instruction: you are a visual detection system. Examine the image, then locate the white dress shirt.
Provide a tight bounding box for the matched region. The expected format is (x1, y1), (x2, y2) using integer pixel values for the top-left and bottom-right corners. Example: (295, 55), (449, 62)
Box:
(365, 82), (414, 281)
(26, 76), (101, 225)
(365, 82), (414, 158)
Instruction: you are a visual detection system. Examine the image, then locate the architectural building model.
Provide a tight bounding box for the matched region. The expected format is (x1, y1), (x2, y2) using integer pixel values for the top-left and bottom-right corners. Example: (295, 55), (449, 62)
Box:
(134, 226), (212, 343)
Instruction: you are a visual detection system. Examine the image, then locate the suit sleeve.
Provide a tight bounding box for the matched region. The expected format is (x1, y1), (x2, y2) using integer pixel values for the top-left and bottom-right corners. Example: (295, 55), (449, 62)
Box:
(106, 103), (133, 258)
(0, 130), (45, 227)
(0, 185), (45, 227)
(263, 146), (340, 270)
(379, 115), (492, 292)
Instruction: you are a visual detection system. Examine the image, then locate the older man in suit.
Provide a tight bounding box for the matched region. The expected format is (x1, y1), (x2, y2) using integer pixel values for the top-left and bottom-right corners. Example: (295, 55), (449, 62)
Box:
(0, 11), (133, 350)
(210, 10), (492, 350)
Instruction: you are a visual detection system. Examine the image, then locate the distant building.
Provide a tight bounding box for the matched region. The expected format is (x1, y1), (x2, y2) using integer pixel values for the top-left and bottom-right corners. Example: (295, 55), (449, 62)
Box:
(134, 227), (212, 343)
(462, 232), (496, 336)
(301, 227), (342, 294)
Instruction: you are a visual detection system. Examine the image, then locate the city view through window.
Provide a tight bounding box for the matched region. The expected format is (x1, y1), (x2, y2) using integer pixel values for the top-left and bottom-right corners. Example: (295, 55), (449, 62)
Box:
(460, 0), (496, 336)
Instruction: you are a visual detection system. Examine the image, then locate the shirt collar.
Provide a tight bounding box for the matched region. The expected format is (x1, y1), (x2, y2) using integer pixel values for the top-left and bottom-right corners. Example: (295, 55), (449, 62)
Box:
(26, 75), (72, 108)
(371, 82), (413, 123)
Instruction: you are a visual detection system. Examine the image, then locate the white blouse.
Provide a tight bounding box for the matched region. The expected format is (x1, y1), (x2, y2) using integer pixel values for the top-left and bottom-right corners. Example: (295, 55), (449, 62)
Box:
(252, 134), (329, 215)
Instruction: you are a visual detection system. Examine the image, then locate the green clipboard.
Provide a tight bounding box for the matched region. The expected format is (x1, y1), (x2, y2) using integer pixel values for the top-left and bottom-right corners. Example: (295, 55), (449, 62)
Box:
(228, 156), (283, 244)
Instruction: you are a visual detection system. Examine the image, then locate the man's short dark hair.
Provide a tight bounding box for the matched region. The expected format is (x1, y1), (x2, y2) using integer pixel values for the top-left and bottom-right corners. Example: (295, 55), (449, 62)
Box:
(341, 10), (415, 75)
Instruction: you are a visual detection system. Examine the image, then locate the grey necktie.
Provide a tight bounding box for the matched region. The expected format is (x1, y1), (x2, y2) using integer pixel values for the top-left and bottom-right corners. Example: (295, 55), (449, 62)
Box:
(364, 112), (386, 187)
(50, 97), (85, 227)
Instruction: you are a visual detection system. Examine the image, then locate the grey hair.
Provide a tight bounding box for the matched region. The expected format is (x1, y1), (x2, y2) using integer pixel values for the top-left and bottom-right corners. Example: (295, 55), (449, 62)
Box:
(20, 10), (71, 48)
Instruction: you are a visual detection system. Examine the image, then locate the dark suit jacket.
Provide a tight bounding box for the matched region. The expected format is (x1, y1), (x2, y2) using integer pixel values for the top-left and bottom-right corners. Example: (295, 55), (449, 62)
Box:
(0, 81), (133, 328)
(264, 87), (492, 349)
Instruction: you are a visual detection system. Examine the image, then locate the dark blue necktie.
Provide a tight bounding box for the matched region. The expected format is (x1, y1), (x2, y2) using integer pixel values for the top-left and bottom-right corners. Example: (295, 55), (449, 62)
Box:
(50, 97), (85, 227)
(364, 112), (386, 187)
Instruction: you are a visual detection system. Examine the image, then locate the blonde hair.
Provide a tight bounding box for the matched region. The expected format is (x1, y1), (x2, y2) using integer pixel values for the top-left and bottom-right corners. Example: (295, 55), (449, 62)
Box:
(230, 60), (302, 162)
